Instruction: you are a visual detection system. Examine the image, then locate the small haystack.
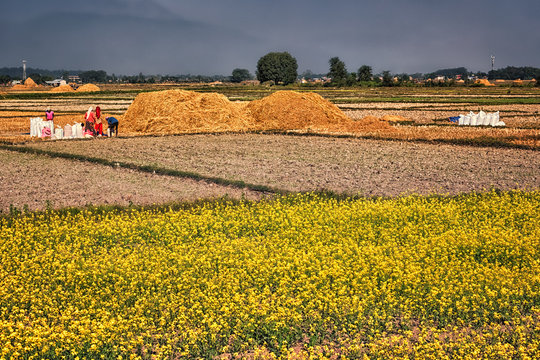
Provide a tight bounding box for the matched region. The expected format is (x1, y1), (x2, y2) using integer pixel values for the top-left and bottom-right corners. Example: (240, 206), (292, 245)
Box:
(50, 84), (75, 92)
(24, 77), (38, 87)
(122, 89), (253, 134)
(11, 84), (28, 90)
(475, 79), (494, 86)
(76, 84), (101, 92)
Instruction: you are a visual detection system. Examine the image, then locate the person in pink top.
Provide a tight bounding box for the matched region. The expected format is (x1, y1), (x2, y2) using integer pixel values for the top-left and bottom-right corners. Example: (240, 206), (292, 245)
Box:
(45, 108), (54, 121)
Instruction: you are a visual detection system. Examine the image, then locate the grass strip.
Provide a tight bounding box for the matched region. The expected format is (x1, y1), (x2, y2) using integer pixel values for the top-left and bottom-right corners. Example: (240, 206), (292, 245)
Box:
(0, 143), (288, 195)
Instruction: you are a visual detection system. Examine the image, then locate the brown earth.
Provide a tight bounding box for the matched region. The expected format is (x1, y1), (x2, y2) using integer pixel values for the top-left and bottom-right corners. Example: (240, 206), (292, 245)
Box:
(0, 149), (263, 212)
(21, 134), (540, 196)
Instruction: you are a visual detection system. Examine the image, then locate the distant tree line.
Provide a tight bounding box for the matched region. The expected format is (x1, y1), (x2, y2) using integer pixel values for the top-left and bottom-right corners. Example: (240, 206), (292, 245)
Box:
(487, 66), (540, 80)
(2, 60), (540, 87)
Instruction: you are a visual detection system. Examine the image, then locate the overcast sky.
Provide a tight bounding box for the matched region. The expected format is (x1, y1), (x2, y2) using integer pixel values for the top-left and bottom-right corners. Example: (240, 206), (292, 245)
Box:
(1, 0), (539, 76)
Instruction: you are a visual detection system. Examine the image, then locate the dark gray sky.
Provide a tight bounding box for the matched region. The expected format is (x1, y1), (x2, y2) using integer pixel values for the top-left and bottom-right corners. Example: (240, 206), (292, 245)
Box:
(1, 0), (539, 75)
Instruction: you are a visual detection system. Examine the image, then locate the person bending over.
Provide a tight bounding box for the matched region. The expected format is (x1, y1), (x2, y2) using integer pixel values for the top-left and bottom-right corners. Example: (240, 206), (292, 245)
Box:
(106, 116), (119, 137)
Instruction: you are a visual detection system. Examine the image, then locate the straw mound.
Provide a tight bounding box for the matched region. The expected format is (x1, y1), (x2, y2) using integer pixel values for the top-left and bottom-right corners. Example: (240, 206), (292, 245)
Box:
(246, 91), (353, 130)
(122, 90), (253, 134)
(381, 115), (408, 122)
(24, 78), (38, 87)
(50, 84), (74, 92)
(11, 84), (28, 90)
(476, 79), (494, 86)
(76, 84), (101, 92)
(356, 116), (396, 132)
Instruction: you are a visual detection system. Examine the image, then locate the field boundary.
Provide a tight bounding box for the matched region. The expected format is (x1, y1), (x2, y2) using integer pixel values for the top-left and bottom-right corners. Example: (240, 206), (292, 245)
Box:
(0, 144), (288, 195)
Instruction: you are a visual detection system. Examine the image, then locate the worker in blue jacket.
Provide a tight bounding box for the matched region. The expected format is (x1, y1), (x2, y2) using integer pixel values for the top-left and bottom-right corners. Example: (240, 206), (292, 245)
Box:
(106, 116), (119, 137)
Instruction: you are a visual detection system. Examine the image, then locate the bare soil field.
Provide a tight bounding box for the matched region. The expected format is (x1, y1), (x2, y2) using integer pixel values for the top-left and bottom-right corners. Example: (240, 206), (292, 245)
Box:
(0, 149), (263, 212)
(19, 134), (540, 196)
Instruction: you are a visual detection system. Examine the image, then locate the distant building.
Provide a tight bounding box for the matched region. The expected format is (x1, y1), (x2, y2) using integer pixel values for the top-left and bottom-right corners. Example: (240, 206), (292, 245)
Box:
(45, 79), (67, 87)
(68, 75), (81, 83)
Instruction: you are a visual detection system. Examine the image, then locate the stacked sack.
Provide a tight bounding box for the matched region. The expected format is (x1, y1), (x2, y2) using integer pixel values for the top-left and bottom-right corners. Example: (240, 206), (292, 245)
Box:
(457, 111), (505, 127)
(30, 118), (85, 139)
(30, 117), (54, 137)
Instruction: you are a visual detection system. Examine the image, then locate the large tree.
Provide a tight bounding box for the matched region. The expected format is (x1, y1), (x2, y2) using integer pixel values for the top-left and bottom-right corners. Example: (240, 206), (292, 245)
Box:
(231, 68), (252, 83)
(357, 65), (373, 82)
(328, 57), (347, 83)
(256, 52), (298, 85)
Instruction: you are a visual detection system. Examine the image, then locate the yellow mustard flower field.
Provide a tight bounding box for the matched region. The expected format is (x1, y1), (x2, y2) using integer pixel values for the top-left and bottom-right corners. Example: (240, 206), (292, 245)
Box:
(1, 191), (539, 359)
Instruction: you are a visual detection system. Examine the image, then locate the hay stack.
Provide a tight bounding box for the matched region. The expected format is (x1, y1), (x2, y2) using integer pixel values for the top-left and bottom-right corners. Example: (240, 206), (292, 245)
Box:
(50, 84), (74, 92)
(475, 79), (494, 86)
(122, 89), (253, 134)
(11, 84), (28, 90)
(76, 84), (101, 92)
(246, 90), (393, 133)
(246, 91), (352, 130)
(24, 77), (38, 87)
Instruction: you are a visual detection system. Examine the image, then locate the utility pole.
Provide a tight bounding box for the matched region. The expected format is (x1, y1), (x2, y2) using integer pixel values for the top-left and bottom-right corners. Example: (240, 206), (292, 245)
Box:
(22, 60), (27, 80)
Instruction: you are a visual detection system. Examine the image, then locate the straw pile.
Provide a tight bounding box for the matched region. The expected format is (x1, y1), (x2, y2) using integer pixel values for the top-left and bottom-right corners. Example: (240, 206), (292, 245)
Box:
(11, 84), (29, 90)
(122, 89), (394, 135)
(24, 78), (38, 87)
(50, 84), (74, 92)
(76, 84), (101, 92)
(475, 79), (494, 86)
(122, 89), (253, 134)
(246, 91), (352, 130)
(246, 91), (393, 133)
(381, 114), (408, 122)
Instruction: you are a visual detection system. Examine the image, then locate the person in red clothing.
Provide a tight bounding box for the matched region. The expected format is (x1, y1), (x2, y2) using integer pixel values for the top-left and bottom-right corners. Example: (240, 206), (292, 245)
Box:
(84, 106), (96, 137)
(94, 106), (103, 136)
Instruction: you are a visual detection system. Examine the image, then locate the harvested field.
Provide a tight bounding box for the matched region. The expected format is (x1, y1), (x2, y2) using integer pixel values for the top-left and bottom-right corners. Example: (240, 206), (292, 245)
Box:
(342, 102), (540, 128)
(21, 134), (540, 196)
(0, 149), (262, 212)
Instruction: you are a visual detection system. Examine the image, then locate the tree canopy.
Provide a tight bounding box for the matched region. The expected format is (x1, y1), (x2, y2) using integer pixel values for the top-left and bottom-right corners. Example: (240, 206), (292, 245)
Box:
(487, 66), (540, 80)
(231, 68), (252, 83)
(328, 57), (347, 83)
(256, 52), (298, 85)
(357, 65), (373, 82)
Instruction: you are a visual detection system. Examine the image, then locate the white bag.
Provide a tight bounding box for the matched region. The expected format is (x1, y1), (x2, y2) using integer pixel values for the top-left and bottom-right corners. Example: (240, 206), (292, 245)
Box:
(55, 128), (63, 139)
(458, 115), (464, 126)
(463, 115), (471, 126)
(470, 114), (478, 126)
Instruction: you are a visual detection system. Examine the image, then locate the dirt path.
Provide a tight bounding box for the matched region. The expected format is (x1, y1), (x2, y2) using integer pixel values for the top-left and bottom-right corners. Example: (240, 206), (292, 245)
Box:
(20, 134), (540, 197)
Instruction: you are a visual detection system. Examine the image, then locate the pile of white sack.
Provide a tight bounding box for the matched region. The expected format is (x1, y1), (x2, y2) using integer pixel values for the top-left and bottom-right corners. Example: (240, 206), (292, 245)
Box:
(30, 117), (84, 139)
(458, 111), (505, 127)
